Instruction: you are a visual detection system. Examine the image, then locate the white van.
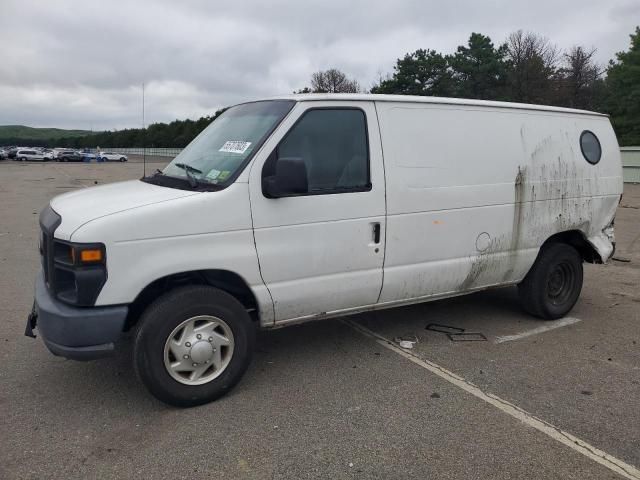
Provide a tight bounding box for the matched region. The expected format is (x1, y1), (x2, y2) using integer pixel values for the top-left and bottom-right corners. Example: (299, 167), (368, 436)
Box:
(26, 94), (623, 406)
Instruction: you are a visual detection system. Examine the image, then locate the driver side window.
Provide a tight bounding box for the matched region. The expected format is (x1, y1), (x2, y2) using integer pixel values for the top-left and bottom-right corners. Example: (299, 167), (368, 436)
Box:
(264, 108), (370, 195)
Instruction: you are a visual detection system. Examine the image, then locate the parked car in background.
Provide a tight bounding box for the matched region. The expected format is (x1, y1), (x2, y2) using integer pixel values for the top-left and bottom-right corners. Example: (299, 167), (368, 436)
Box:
(43, 149), (56, 161)
(0, 148), (6, 160)
(7, 147), (18, 159)
(99, 151), (128, 162)
(16, 149), (47, 161)
(82, 151), (96, 162)
(57, 150), (84, 162)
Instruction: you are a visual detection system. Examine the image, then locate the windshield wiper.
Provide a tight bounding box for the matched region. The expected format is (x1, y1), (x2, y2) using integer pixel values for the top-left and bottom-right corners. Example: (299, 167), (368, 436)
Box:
(174, 163), (203, 188)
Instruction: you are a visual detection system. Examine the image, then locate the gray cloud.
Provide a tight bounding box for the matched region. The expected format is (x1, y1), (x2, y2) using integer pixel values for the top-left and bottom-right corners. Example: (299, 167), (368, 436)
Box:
(0, 0), (637, 129)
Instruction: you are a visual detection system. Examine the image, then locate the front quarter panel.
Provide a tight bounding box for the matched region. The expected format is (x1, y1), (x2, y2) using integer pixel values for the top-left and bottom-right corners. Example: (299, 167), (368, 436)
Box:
(70, 182), (274, 325)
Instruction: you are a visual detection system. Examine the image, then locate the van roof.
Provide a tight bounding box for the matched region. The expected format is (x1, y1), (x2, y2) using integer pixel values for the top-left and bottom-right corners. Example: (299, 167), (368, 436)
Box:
(266, 93), (607, 117)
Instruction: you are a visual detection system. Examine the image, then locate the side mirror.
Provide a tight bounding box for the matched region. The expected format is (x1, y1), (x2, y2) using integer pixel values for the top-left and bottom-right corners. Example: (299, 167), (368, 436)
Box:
(263, 157), (308, 198)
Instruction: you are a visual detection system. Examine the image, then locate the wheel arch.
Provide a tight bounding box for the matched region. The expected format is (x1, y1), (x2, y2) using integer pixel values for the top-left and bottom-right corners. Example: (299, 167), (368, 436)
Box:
(541, 230), (603, 264)
(124, 269), (260, 332)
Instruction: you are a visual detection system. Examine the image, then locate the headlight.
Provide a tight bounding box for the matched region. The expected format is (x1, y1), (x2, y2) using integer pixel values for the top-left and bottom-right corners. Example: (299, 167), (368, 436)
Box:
(51, 240), (107, 306)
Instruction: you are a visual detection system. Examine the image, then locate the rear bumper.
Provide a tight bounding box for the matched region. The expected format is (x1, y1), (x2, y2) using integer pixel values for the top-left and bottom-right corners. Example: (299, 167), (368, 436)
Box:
(587, 228), (616, 263)
(28, 271), (128, 360)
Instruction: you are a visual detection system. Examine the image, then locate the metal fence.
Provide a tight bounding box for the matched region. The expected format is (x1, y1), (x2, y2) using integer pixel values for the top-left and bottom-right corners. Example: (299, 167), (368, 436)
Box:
(109, 147), (183, 157)
(621, 147), (640, 183)
(106, 146), (640, 182)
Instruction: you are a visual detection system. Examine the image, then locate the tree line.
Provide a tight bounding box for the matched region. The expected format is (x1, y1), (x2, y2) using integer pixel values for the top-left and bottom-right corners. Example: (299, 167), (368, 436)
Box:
(370, 31), (609, 111)
(36, 110), (227, 150)
(12, 26), (640, 148)
(299, 28), (639, 145)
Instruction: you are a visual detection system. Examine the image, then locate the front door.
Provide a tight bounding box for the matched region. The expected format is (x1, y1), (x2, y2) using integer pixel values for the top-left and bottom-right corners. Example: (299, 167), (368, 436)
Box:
(248, 101), (386, 322)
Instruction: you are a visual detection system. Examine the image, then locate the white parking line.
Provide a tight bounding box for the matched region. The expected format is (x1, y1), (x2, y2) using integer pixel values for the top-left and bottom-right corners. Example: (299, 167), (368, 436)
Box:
(344, 319), (640, 480)
(494, 317), (582, 343)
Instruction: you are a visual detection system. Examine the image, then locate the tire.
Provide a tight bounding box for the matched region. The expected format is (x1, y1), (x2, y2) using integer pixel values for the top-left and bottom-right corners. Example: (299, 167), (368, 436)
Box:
(120, 157), (126, 162)
(20, 157), (26, 162)
(134, 285), (255, 407)
(518, 243), (583, 320)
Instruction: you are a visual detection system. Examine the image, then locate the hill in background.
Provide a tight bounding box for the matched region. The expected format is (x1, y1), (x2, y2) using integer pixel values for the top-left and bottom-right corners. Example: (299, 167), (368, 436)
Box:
(0, 125), (92, 144)
(0, 112), (222, 149)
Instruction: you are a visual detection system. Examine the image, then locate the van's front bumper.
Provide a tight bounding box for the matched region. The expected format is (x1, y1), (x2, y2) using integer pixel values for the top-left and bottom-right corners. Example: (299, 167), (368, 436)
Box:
(26, 271), (128, 361)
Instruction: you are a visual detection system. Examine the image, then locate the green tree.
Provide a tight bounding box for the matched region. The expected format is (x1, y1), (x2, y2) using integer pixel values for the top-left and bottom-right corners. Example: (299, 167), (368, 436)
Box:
(449, 33), (508, 99)
(606, 27), (640, 145)
(371, 49), (455, 96)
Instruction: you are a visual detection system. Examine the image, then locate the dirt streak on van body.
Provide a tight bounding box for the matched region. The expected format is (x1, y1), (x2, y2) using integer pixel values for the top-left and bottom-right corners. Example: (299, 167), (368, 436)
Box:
(458, 120), (617, 293)
(458, 169), (525, 292)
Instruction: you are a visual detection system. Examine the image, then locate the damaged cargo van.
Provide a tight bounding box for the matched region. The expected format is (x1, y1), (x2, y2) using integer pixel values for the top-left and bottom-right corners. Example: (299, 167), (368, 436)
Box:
(26, 94), (623, 406)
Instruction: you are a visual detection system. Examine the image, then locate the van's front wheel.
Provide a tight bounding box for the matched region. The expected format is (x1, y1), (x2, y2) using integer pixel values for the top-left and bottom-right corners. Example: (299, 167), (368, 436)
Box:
(518, 243), (583, 320)
(134, 286), (255, 407)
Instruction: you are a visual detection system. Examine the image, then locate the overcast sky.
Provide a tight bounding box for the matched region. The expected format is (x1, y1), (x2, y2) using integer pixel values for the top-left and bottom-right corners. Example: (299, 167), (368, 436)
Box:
(0, 0), (638, 130)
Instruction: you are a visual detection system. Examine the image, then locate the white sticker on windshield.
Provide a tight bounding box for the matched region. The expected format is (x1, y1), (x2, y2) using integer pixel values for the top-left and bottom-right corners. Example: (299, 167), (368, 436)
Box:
(219, 141), (251, 154)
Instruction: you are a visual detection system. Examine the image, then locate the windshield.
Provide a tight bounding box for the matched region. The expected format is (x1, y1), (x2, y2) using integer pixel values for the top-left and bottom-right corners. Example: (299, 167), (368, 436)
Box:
(161, 100), (294, 187)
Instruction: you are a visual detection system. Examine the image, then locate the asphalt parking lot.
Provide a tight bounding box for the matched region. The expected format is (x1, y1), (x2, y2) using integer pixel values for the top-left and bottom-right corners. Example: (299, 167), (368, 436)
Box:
(1, 160), (639, 479)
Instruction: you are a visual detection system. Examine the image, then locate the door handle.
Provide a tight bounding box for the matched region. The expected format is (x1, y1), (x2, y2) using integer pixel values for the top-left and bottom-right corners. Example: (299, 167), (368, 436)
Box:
(373, 223), (381, 244)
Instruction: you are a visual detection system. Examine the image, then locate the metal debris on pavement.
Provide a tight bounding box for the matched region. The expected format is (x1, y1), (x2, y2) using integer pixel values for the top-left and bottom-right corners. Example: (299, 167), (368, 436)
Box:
(426, 323), (465, 334)
(394, 335), (418, 349)
(447, 332), (488, 342)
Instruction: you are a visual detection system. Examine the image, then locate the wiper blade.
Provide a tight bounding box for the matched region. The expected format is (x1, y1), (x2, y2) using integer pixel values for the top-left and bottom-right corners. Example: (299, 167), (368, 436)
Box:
(174, 163), (202, 174)
(174, 163), (203, 188)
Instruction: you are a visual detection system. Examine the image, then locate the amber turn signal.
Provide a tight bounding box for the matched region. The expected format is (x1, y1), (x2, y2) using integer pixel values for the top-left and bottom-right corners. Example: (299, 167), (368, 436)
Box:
(79, 248), (103, 263)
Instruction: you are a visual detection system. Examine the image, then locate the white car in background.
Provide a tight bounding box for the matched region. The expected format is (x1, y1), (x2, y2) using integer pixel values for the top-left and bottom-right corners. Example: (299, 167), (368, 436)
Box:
(43, 149), (56, 160)
(16, 149), (46, 161)
(99, 151), (128, 162)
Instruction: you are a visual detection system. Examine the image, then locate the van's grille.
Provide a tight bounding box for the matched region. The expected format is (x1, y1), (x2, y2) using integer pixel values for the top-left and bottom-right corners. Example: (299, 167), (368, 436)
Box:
(39, 205), (61, 292)
(41, 231), (49, 284)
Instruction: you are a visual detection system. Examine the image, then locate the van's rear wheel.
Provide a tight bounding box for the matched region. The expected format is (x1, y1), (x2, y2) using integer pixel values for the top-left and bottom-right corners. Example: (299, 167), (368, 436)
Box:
(134, 286), (255, 407)
(518, 243), (583, 320)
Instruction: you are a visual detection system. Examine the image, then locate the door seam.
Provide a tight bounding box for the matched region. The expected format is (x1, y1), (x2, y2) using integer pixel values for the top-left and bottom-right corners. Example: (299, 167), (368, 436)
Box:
(247, 181), (276, 326)
(373, 101), (388, 304)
